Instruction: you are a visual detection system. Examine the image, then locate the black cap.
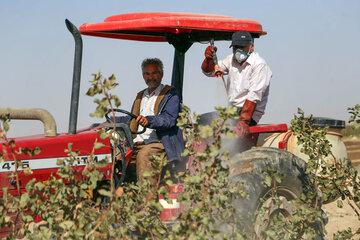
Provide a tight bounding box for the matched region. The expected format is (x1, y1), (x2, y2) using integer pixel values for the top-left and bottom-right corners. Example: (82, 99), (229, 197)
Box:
(229, 31), (253, 48)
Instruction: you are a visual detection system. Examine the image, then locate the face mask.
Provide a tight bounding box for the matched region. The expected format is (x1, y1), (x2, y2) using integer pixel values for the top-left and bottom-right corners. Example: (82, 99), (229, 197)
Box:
(234, 44), (252, 63)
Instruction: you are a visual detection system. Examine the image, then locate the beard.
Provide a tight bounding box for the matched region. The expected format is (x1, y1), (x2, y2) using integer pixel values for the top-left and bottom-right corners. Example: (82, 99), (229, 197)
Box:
(146, 79), (161, 88)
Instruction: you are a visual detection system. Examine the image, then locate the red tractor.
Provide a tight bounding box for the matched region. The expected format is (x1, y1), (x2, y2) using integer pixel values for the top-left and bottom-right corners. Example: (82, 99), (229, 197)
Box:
(0, 12), (347, 237)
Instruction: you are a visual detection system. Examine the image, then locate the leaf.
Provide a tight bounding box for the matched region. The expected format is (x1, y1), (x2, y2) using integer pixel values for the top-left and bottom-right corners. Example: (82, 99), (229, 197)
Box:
(165, 179), (173, 186)
(94, 159), (109, 168)
(337, 199), (344, 208)
(22, 215), (33, 222)
(34, 147), (41, 155)
(263, 175), (272, 187)
(3, 187), (8, 201)
(98, 189), (112, 197)
(142, 171), (152, 177)
(74, 228), (85, 237)
(86, 87), (95, 97)
(94, 142), (105, 150)
(198, 125), (213, 138)
(25, 179), (36, 192)
(59, 220), (75, 230)
(115, 186), (124, 199)
(98, 130), (108, 140)
(56, 159), (64, 166)
(34, 182), (45, 191)
(24, 167), (33, 176)
(274, 174), (282, 184)
(111, 95), (121, 107)
(3, 122), (9, 132)
(20, 193), (30, 208)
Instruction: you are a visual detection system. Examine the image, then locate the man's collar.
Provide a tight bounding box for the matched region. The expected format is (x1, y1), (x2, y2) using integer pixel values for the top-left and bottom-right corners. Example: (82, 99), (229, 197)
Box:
(245, 52), (256, 65)
(144, 83), (164, 97)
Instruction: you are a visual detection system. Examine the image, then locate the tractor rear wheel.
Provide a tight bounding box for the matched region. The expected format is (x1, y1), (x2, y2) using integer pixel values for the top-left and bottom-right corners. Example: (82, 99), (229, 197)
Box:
(226, 147), (326, 239)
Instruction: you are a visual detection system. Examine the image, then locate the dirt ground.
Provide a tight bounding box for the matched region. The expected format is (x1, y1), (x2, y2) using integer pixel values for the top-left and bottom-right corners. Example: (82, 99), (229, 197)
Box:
(322, 164), (360, 239)
(321, 137), (360, 239)
(323, 198), (360, 239)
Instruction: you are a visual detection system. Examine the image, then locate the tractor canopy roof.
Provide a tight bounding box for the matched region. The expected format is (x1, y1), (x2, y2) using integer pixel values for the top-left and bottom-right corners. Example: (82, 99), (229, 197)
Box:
(79, 12), (266, 43)
(79, 12), (266, 99)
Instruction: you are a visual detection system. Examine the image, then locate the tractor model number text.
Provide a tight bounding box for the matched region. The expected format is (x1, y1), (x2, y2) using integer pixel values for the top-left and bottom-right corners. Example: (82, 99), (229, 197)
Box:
(1, 161), (29, 170)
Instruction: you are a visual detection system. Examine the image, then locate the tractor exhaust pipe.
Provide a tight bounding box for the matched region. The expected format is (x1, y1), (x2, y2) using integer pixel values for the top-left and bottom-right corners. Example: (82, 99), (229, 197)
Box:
(65, 19), (83, 135)
(0, 108), (57, 137)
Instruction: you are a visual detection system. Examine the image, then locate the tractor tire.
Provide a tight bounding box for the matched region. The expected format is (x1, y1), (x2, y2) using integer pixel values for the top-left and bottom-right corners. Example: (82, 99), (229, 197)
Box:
(226, 147), (326, 239)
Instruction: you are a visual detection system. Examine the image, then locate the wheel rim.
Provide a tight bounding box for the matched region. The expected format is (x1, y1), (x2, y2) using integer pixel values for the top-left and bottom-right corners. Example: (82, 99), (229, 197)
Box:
(254, 186), (298, 237)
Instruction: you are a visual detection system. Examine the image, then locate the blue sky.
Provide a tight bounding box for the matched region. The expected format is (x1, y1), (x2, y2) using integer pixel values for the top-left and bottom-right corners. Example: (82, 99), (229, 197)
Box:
(1, 0), (359, 137)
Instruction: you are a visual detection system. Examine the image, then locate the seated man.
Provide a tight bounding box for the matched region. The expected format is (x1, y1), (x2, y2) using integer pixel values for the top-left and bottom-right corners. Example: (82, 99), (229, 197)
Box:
(117, 58), (185, 186)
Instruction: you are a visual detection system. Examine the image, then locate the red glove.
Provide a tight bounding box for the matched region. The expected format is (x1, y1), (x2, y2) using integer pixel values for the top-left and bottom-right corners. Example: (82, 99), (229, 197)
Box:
(237, 100), (257, 137)
(236, 120), (250, 136)
(205, 46), (217, 59)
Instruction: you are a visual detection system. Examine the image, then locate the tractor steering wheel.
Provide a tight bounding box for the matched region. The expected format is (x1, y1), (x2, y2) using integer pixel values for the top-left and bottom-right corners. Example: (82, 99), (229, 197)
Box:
(105, 109), (146, 135)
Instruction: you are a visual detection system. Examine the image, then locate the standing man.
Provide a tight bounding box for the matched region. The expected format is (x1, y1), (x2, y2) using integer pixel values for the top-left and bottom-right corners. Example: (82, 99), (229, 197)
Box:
(201, 31), (272, 136)
(117, 58), (184, 185)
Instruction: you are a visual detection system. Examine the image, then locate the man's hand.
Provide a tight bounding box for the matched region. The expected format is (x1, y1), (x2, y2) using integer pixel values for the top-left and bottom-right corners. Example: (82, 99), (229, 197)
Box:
(236, 99), (257, 137)
(205, 45), (217, 59)
(136, 115), (149, 127)
(236, 120), (250, 137)
(202, 46), (217, 73)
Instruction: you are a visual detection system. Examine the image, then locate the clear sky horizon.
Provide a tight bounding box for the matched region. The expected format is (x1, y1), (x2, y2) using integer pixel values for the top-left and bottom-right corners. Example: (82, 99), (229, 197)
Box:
(1, 0), (359, 137)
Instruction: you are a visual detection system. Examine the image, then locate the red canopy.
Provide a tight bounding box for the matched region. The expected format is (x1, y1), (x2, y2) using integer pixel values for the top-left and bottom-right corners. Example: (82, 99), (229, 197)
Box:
(79, 12), (266, 42)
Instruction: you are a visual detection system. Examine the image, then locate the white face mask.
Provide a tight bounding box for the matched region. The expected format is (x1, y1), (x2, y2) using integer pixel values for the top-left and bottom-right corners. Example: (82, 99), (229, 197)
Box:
(234, 44), (252, 63)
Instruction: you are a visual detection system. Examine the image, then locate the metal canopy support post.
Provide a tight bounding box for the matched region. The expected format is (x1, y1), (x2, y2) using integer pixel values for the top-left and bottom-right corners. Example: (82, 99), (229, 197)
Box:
(65, 19), (83, 135)
(171, 49), (185, 100)
(168, 35), (193, 100)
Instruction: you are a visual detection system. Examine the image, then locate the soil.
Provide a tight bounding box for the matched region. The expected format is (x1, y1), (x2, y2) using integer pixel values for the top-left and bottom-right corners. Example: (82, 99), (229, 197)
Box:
(322, 136), (360, 239)
(323, 198), (360, 239)
(322, 164), (360, 239)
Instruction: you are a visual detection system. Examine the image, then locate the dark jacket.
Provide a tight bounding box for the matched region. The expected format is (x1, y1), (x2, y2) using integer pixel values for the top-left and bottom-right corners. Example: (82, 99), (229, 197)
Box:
(116, 86), (184, 161)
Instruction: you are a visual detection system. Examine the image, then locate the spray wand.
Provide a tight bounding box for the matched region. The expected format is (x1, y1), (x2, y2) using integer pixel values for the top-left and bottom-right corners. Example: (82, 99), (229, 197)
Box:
(210, 39), (227, 91)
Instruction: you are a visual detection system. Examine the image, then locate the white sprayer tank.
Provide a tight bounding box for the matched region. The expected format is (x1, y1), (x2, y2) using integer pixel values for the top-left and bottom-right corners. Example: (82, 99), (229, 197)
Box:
(262, 117), (348, 164)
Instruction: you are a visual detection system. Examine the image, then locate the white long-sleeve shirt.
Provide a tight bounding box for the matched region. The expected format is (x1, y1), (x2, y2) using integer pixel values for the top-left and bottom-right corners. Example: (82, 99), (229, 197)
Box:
(133, 84), (164, 143)
(205, 52), (272, 123)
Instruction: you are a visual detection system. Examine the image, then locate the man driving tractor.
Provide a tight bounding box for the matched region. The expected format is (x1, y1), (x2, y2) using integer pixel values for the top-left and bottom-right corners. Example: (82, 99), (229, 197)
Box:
(116, 58), (185, 185)
(201, 31), (272, 136)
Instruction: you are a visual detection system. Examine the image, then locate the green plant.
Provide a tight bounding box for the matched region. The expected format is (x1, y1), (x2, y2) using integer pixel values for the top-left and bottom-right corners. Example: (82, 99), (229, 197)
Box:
(1, 72), (358, 239)
(291, 108), (360, 239)
(0, 73), (169, 239)
(341, 124), (360, 138)
(342, 104), (360, 138)
(348, 104), (360, 124)
(168, 105), (249, 239)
